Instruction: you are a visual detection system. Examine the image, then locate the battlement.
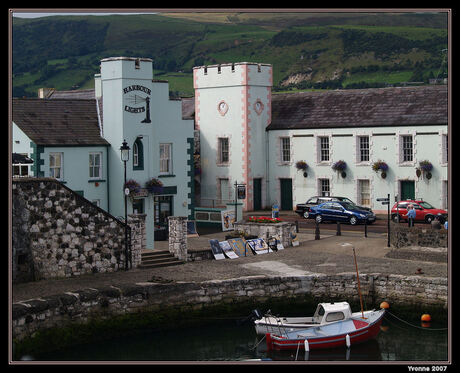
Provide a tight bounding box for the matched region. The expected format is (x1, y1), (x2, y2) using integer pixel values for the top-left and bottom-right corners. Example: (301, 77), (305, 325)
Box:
(193, 62), (272, 89)
(101, 56), (153, 81)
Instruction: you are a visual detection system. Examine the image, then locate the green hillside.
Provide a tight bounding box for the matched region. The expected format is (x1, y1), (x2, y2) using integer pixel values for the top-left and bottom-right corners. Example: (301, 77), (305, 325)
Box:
(11, 12), (448, 98)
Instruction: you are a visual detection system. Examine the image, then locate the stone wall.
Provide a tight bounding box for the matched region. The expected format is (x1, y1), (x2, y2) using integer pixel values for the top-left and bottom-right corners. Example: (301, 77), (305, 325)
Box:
(168, 216), (188, 261)
(12, 272), (447, 343)
(233, 221), (296, 247)
(12, 178), (144, 282)
(390, 223), (448, 248)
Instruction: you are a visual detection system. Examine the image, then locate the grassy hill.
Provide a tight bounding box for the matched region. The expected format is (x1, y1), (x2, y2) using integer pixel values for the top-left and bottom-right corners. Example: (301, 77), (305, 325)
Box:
(11, 12), (448, 98)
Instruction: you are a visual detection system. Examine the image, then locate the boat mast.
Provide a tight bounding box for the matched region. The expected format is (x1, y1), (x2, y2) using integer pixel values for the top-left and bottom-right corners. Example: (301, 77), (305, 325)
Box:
(352, 247), (366, 319)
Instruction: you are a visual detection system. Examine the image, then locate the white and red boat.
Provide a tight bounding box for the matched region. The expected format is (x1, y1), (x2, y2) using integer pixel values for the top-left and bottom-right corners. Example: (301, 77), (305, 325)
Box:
(265, 307), (385, 351)
(255, 301), (366, 335)
(262, 247), (387, 351)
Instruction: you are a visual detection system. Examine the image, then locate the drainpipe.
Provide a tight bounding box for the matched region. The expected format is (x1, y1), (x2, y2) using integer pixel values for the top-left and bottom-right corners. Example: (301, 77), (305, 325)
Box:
(265, 128), (270, 207)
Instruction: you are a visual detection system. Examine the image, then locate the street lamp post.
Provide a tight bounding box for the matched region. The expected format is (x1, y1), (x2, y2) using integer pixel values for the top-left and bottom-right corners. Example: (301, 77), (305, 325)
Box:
(120, 140), (130, 270)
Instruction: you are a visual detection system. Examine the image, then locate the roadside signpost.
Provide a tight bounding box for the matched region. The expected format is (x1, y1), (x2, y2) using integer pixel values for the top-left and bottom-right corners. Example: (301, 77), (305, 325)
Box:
(377, 194), (391, 247)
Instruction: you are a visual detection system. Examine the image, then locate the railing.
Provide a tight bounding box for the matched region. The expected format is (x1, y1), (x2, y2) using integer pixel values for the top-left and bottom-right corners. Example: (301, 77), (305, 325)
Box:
(197, 198), (234, 208)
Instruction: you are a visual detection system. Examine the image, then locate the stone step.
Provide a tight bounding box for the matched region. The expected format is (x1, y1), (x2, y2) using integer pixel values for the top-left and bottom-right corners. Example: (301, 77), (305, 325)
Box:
(139, 250), (184, 269)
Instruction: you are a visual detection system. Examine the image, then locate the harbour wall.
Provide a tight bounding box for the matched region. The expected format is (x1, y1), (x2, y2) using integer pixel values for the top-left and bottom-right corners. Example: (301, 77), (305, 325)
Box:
(12, 272), (447, 351)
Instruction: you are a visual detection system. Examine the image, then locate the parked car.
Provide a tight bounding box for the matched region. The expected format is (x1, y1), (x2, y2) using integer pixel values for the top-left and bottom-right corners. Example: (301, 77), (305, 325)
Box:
(306, 201), (376, 225)
(295, 196), (372, 219)
(391, 200), (447, 224)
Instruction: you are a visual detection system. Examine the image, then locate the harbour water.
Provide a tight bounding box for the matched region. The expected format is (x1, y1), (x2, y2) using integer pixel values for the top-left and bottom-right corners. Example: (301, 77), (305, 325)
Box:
(32, 312), (448, 362)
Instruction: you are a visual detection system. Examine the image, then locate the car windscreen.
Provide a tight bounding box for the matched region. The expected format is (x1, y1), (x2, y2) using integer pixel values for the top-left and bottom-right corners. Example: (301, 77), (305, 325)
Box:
(419, 201), (435, 209)
(340, 202), (356, 210)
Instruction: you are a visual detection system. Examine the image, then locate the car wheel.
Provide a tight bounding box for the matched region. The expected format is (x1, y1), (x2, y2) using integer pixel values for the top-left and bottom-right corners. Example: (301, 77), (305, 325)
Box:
(315, 215), (322, 224)
(392, 214), (401, 223)
(349, 216), (358, 225)
(425, 215), (434, 224)
(303, 211), (310, 219)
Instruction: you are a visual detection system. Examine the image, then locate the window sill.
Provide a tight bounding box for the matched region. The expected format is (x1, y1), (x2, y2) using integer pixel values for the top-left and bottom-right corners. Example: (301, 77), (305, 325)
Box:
(88, 179), (106, 183)
(158, 174), (175, 178)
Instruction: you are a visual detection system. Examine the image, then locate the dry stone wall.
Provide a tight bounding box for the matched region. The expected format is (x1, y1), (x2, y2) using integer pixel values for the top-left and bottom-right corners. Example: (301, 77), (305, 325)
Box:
(12, 178), (143, 282)
(390, 223), (448, 248)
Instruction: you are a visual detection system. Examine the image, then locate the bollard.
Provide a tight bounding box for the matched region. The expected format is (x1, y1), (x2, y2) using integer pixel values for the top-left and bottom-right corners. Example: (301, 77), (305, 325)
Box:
(295, 220), (299, 233)
(336, 221), (341, 236)
(364, 220), (368, 237)
(315, 221), (320, 240)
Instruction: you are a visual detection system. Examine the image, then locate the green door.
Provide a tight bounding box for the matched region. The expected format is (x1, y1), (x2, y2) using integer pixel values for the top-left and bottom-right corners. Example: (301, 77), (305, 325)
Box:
(280, 178), (293, 211)
(253, 178), (262, 211)
(401, 181), (415, 200)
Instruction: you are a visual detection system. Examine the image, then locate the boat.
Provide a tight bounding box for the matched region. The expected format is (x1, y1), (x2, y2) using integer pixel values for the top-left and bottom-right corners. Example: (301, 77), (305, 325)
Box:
(258, 246), (386, 351)
(255, 301), (371, 335)
(265, 307), (385, 351)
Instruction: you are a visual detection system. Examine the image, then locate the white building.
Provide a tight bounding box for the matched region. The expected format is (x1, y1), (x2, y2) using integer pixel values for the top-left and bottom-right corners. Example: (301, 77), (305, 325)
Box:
(12, 57), (195, 249)
(193, 63), (448, 215)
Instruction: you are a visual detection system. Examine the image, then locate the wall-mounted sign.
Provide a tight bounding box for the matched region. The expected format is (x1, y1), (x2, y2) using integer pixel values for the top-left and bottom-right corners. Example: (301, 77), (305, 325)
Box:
(123, 85), (151, 123)
(237, 184), (246, 200)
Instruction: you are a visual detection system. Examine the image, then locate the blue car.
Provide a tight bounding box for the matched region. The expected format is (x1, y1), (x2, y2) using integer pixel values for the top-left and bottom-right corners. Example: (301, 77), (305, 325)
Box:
(306, 201), (376, 225)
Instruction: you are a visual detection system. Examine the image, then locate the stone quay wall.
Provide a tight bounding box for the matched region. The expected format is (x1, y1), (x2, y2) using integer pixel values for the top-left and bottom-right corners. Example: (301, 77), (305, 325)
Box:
(390, 223), (448, 248)
(233, 221), (296, 247)
(12, 178), (143, 283)
(12, 272), (447, 343)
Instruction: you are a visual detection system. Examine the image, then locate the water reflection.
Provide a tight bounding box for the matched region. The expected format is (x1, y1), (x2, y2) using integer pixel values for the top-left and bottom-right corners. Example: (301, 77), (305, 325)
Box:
(32, 316), (447, 362)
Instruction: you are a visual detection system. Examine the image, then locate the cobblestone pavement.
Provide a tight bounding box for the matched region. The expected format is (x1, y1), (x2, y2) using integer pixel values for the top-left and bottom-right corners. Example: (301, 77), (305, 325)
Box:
(12, 229), (448, 303)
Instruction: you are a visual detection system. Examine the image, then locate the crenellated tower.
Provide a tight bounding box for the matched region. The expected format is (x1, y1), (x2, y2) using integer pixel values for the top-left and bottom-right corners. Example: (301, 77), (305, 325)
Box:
(193, 62), (272, 212)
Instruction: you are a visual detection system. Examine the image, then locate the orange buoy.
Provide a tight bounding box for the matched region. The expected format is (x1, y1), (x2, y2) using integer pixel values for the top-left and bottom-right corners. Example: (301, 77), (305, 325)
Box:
(421, 314), (431, 322)
(380, 301), (390, 309)
(421, 321), (431, 328)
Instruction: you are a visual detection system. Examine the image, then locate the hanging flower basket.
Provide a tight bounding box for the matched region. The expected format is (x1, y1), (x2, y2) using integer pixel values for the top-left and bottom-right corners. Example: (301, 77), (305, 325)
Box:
(295, 161), (309, 177)
(295, 161), (308, 171)
(145, 178), (164, 194)
(332, 160), (347, 178)
(372, 160), (388, 178)
(418, 160), (433, 179)
(124, 179), (141, 194)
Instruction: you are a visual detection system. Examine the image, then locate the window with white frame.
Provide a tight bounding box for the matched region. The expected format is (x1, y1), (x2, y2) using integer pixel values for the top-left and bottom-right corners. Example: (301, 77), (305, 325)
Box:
(319, 178), (330, 196)
(218, 137), (229, 164)
(89, 152), (102, 179)
(401, 135), (413, 162)
(319, 136), (330, 162)
(12, 153), (31, 177)
(280, 137), (291, 163)
(159, 143), (172, 174)
(358, 179), (370, 206)
(49, 152), (63, 180)
(358, 136), (370, 162)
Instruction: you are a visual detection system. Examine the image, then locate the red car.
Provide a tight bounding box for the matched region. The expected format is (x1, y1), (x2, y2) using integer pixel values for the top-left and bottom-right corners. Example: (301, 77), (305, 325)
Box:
(391, 200), (447, 224)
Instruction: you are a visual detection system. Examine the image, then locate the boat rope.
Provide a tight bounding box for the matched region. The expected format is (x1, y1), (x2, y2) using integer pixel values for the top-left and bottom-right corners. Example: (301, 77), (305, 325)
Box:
(385, 310), (448, 331)
(250, 334), (266, 350)
(295, 341), (301, 361)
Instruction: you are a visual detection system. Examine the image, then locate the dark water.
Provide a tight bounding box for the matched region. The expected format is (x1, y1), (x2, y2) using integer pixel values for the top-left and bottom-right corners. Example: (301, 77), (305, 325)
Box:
(30, 313), (448, 362)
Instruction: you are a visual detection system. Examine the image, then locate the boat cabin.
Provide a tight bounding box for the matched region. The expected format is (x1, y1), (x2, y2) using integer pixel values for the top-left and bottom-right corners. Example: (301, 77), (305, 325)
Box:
(313, 302), (353, 324)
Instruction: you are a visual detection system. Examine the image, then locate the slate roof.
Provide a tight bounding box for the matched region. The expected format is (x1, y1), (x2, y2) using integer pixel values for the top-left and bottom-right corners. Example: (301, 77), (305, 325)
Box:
(267, 85), (448, 130)
(12, 98), (109, 146)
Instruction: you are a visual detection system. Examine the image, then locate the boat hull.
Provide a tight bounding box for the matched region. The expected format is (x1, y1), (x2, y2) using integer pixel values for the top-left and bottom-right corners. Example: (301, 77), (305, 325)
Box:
(266, 310), (385, 351)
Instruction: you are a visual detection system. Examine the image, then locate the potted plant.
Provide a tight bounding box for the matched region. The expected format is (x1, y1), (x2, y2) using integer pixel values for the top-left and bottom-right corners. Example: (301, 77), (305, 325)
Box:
(418, 160), (433, 179)
(124, 179), (141, 194)
(295, 160), (309, 177)
(372, 160), (389, 179)
(332, 160), (347, 178)
(145, 178), (164, 194)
